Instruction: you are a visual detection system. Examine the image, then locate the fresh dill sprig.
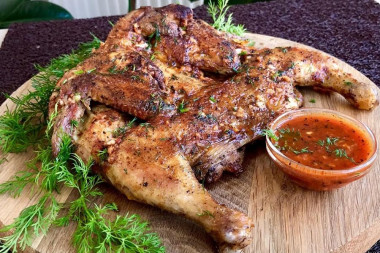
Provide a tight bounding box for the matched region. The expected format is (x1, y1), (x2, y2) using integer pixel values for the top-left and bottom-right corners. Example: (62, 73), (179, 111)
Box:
(35, 134), (73, 193)
(0, 37), (101, 154)
(55, 154), (164, 253)
(0, 36), (164, 252)
(207, 0), (246, 36)
(72, 204), (165, 253)
(1, 150), (165, 253)
(0, 170), (38, 197)
(0, 108), (42, 153)
(0, 193), (61, 253)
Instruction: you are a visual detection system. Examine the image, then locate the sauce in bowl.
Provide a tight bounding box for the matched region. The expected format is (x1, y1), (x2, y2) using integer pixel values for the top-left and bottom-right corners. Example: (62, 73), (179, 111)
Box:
(273, 114), (373, 170)
(266, 108), (377, 191)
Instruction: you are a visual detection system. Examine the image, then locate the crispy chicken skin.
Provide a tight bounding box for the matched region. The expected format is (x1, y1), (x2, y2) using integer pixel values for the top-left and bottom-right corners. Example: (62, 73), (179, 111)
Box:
(49, 4), (378, 251)
(76, 106), (252, 250)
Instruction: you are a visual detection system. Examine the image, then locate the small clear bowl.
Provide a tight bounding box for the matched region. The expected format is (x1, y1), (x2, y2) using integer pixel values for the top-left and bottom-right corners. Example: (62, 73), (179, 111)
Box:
(266, 108), (378, 191)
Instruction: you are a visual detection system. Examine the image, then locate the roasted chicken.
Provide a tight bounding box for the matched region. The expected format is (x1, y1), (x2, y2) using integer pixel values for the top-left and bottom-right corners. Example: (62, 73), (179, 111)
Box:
(49, 4), (378, 251)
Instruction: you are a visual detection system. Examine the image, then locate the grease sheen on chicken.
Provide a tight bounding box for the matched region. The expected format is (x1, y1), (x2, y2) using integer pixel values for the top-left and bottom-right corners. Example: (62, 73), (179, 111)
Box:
(49, 4), (378, 251)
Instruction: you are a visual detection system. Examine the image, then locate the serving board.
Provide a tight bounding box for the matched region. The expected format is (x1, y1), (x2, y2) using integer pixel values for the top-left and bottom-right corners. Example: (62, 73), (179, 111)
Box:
(0, 33), (379, 253)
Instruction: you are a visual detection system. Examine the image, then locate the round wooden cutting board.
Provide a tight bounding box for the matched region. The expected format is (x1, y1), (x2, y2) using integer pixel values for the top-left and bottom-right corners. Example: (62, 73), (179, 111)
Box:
(0, 33), (379, 253)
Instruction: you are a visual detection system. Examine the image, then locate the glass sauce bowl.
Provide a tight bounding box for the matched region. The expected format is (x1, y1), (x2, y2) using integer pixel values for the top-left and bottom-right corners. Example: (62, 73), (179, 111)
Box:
(266, 108), (378, 191)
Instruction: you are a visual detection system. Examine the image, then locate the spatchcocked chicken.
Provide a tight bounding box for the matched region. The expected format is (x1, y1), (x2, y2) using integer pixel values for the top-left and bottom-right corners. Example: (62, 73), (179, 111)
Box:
(49, 4), (378, 251)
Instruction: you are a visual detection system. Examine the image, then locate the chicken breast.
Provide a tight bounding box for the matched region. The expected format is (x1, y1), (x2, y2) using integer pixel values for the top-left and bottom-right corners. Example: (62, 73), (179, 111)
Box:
(49, 4), (378, 251)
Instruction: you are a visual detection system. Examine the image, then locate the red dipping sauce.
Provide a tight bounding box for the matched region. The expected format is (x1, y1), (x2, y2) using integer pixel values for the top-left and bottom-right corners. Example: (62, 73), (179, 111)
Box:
(273, 115), (372, 170)
(266, 108), (377, 190)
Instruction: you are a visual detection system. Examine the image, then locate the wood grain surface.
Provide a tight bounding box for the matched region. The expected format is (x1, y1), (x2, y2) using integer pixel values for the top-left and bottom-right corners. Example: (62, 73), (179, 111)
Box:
(0, 33), (379, 253)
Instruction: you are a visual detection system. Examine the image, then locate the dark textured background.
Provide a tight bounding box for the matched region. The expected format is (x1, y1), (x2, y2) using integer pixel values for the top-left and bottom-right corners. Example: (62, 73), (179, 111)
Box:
(0, 0), (379, 106)
(0, 0), (379, 251)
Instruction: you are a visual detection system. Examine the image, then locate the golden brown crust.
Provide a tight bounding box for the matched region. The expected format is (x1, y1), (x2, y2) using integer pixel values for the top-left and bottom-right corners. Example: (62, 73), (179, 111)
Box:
(49, 4), (378, 251)
(76, 106), (253, 250)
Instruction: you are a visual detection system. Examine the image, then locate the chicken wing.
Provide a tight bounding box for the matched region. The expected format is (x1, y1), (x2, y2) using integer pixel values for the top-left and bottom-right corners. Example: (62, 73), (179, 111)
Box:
(49, 4), (379, 251)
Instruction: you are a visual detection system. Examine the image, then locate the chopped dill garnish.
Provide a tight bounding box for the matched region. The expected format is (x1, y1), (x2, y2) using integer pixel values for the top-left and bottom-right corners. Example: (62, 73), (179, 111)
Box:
(178, 100), (190, 113)
(147, 25), (161, 49)
(108, 65), (117, 74)
(317, 140), (325, 146)
(97, 148), (108, 162)
(207, 0), (246, 36)
(344, 81), (353, 86)
(271, 70), (285, 81)
(326, 137), (339, 146)
(333, 148), (356, 163)
(197, 210), (214, 218)
(74, 69), (84, 75)
(317, 137), (339, 147)
(309, 98), (316, 103)
(140, 122), (154, 133)
(209, 96), (217, 103)
(334, 148), (347, 158)
(261, 129), (279, 141)
(291, 147), (312, 155)
(70, 120), (78, 128)
(317, 137), (339, 152)
(150, 51), (159, 61)
(277, 128), (301, 140)
(131, 75), (142, 81)
(112, 117), (137, 138)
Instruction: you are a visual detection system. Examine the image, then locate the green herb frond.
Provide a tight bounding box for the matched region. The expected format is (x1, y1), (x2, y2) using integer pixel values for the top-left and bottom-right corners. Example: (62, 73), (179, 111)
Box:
(208, 0), (246, 36)
(261, 129), (279, 141)
(291, 147), (311, 155)
(97, 148), (109, 162)
(112, 117), (137, 138)
(72, 206), (165, 253)
(147, 25), (161, 49)
(0, 35), (164, 252)
(37, 135), (72, 192)
(0, 193), (61, 253)
(178, 100), (190, 113)
(0, 170), (38, 197)
(0, 108), (42, 153)
(197, 210), (215, 218)
(0, 37), (101, 154)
